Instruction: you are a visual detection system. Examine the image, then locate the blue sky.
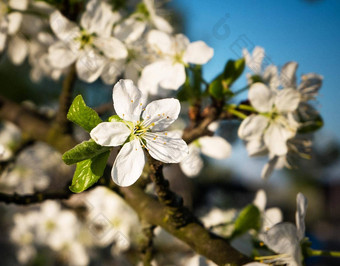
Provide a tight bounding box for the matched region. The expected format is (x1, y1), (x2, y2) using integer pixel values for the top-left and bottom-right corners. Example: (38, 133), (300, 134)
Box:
(169, 0), (340, 138)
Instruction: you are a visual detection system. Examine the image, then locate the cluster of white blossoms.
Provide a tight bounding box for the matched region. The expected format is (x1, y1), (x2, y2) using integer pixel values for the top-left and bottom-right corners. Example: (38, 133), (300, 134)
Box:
(1, 0), (213, 90)
(10, 186), (142, 265)
(239, 46), (323, 179)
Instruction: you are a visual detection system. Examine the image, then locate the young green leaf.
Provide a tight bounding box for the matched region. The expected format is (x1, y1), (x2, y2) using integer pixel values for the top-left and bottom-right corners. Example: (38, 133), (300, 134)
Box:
(62, 139), (111, 165)
(208, 75), (224, 100)
(231, 204), (261, 239)
(67, 95), (102, 132)
(69, 151), (110, 193)
(223, 58), (245, 88)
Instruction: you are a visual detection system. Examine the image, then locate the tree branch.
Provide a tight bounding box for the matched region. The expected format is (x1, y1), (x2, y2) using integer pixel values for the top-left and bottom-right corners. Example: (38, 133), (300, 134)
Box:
(0, 191), (72, 205)
(0, 95), (251, 265)
(54, 64), (77, 134)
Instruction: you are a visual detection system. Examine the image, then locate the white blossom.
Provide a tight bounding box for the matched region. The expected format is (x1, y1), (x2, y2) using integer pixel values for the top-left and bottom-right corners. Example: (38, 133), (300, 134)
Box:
(90, 79), (188, 186)
(48, 0), (127, 82)
(138, 30), (214, 94)
(261, 193), (308, 266)
(180, 136), (231, 177)
(238, 82), (301, 157)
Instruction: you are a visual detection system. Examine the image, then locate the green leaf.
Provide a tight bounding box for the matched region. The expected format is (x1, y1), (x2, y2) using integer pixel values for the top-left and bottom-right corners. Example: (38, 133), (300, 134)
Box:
(62, 139), (111, 165)
(208, 74), (224, 100)
(231, 204), (261, 239)
(222, 58), (246, 88)
(67, 95), (102, 132)
(69, 151), (110, 193)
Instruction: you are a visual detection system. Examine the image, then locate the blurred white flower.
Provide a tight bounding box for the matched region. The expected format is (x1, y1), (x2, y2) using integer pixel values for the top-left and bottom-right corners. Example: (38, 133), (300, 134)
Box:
(243, 46), (279, 89)
(48, 0), (127, 82)
(90, 79), (188, 186)
(0, 121), (21, 162)
(138, 30), (214, 94)
(238, 83), (301, 157)
(261, 193), (308, 266)
(253, 189), (282, 234)
(84, 186), (140, 252)
(0, 0), (28, 52)
(180, 136), (231, 177)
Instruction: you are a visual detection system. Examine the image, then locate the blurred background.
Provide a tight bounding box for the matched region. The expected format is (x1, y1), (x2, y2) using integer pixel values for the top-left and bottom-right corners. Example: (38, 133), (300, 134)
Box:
(0, 0), (339, 265)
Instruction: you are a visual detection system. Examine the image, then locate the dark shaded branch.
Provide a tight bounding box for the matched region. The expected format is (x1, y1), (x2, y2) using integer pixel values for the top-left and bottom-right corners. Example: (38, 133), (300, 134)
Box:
(54, 64), (77, 134)
(140, 223), (156, 266)
(121, 185), (251, 265)
(0, 191), (72, 205)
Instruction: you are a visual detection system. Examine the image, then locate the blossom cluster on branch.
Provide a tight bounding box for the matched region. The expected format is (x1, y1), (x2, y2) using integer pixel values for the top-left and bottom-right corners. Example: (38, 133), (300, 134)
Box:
(0, 0), (333, 266)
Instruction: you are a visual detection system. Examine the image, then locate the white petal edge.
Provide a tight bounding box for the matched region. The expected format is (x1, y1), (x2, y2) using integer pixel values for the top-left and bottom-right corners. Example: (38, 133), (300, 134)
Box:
(183, 41), (214, 65)
(142, 98), (180, 131)
(249, 82), (275, 113)
(113, 79), (145, 122)
(90, 122), (131, 147)
(112, 139), (145, 187)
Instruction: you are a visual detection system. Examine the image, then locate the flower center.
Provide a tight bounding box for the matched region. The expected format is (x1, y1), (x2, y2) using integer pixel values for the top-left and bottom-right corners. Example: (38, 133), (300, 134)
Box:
(75, 30), (94, 49)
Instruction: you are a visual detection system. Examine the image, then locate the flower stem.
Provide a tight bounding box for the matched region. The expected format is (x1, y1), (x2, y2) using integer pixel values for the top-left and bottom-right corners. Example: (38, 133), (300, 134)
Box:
(225, 105), (247, 119)
(307, 248), (340, 258)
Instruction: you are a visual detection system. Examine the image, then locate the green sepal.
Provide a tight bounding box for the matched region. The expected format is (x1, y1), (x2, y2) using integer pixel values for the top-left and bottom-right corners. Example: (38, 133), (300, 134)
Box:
(62, 139), (111, 165)
(67, 95), (102, 132)
(69, 151), (110, 193)
(108, 115), (124, 122)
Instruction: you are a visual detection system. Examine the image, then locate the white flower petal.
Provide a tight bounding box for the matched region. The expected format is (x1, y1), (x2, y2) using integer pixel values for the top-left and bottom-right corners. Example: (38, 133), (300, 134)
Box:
(147, 30), (173, 55)
(179, 145), (203, 177)
(183, 41), (214, 65)
(238, 114), (268, 141)
(253, 189), (266, 212)
(113, 79), (145, 122)
(245, 138), (267, 156)
(0, 32), (7, 52)
(114, 17), (146, 44)
(295, 193), (307, 241)
(80, 0), (119, 37)
(263, 208), (283, 230)
(90, 122), (131, 147)
(112, 139), (145, 187)
(50, 10), (80, 42)
(142, 98), (180, 131)
(152, 15), (173, 33)
(244, 46), (265, 74)
(7, 12), (22, 35)
(138, 60), (186, 94)
(263, 222), (302, 266)
(9, 0), (28, 10)
(275, 88), (300, 113)
(48, 41), (78, 69)
(199, 136), (231, 159)
(280, 61), (298, 88)
(93, 37), (127, 59)
(298, 73), (323, 100)
(264, 122), (294, 156)
(249, 83), (275, 113)
(76, 49), (105, 83)
(145, 131), (188, 163)
(101, 60), (124, 85)
(261, 155), (279, 180)
(7, 35), (28, 65)
(263, 65), (279, 89)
